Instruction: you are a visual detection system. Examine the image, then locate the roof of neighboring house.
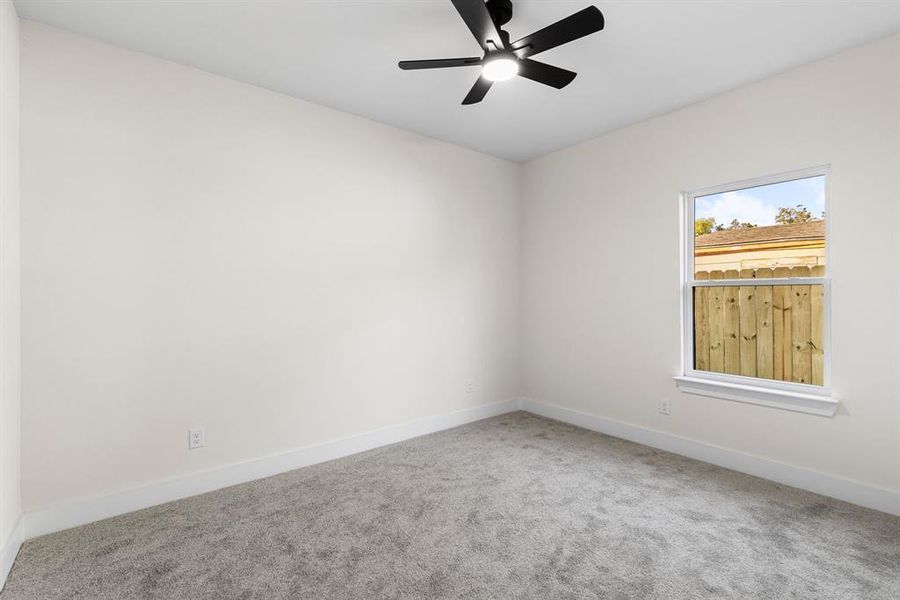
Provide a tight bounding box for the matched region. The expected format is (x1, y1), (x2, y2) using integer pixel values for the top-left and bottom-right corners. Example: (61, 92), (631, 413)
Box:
(695, 220), (825, 248)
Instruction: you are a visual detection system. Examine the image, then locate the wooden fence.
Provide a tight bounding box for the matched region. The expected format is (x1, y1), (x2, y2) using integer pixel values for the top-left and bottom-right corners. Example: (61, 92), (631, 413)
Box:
(693, 265), (824, 386)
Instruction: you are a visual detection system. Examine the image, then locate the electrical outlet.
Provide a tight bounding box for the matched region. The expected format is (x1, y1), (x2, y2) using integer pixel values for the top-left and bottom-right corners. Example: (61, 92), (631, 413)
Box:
(188, 428), (205, 450)
(466, 381), (475, 394)
(659, 399), (671, 415)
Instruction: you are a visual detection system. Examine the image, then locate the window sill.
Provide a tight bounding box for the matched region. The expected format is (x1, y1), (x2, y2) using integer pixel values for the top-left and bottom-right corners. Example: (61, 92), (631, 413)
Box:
(673, 376), (839, 417)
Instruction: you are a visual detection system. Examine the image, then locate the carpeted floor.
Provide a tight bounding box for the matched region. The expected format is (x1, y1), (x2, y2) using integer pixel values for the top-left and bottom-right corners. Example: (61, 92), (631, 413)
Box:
(3, 412), (899, 599)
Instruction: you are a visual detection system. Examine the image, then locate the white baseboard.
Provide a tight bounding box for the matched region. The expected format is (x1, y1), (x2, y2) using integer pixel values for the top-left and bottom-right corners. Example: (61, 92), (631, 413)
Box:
(520, 398), (900, 516)
(0, 517), (24, 592)
(24, 399), (520, 540)
(21, 396), (897, 546)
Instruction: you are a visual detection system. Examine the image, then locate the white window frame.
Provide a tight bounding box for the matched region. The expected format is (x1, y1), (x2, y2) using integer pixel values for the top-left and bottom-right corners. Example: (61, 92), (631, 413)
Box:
(675, 166), (839, 417)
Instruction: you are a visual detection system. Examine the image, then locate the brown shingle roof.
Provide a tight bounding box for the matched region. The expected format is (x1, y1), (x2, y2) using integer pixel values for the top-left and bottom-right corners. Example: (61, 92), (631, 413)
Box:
(695, 220), (825, 248)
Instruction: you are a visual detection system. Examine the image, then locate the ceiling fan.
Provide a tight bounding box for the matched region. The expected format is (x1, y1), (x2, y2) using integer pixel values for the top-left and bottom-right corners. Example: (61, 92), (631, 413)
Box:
(398, 0), (605, 105)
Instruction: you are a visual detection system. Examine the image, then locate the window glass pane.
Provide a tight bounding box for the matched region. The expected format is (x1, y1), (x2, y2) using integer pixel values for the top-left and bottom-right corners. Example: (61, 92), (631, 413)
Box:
(694, 175), (825, 275)
(692, 283), (824, 386)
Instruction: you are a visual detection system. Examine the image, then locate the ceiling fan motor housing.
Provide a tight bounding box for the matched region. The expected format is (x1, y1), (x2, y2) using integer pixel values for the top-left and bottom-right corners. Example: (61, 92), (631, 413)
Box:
(486, 0), (513, 27)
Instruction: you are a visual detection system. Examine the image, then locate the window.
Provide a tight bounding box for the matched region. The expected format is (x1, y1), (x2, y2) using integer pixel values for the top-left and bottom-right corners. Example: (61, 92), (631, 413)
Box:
(676, 167), (837, 416)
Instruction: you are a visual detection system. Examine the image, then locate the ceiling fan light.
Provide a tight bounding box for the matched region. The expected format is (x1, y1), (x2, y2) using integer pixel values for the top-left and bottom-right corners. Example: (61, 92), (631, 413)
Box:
(482, 57), (519, 82)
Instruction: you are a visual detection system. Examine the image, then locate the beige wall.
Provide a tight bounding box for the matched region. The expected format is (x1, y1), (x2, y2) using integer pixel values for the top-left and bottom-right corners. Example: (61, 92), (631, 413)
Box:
(0, 0), (21, 549)
(20, 22), (520, 511)
(14, 19), (900, 515)
(521, 35), (900, 492)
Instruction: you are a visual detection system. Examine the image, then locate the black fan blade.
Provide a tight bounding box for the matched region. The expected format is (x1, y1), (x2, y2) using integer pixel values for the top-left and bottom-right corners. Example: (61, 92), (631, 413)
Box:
(399, 57), (482, 70)
(511, 6), (604, 58)
(451, 0), (505, 52)
(517, 59), (577, 89)
(462, 76), (493, 105)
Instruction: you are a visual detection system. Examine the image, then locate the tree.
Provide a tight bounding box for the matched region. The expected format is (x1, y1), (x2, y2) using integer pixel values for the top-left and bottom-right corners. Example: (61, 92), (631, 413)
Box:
(725, 219), (756, 230)
(696, 217), (758, 236)
(694, 217), (716, 236)
(775, 204), (816, 224)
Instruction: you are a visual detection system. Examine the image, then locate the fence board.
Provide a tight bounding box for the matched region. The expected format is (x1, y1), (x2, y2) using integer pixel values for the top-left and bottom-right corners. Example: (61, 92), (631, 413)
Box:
(723, 269), (741, 375)
(739, 269), (757, 377)
(694, 271), (710, 371)
(693, 265), (824, 386)
(755, 269), (774, 379)
(772, 266), (792, 382)
(810, 265), (825, 385)
(708, 270), (725, 373)
(790, 266), (812, 384)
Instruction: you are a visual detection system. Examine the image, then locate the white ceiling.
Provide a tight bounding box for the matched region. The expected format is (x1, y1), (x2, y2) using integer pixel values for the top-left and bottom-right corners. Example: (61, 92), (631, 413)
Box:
(13, 0), (900, 162)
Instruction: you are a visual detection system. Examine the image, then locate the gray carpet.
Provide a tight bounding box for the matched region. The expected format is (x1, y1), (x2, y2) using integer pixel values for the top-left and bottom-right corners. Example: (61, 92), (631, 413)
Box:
(3, 412), (899, 599)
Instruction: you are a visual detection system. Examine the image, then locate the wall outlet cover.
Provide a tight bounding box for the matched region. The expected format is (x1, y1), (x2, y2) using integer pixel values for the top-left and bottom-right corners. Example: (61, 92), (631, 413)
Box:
(189, 428), (205, 450)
